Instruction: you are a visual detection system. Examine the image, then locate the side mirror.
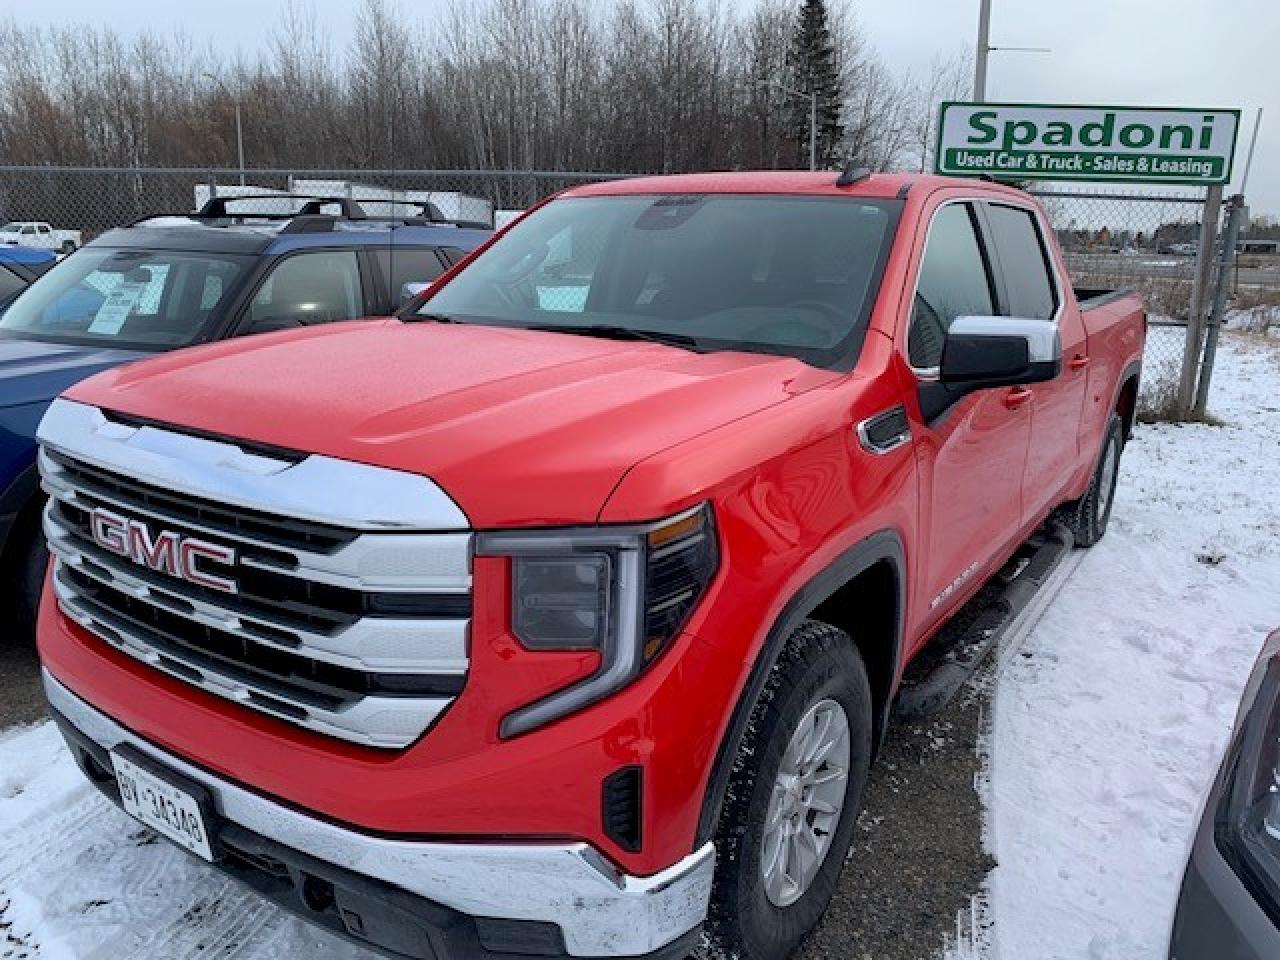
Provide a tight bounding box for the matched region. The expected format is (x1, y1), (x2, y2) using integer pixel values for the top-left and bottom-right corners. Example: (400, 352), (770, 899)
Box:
(400, 281), (430, 307)
(939, 316), (1061, 391)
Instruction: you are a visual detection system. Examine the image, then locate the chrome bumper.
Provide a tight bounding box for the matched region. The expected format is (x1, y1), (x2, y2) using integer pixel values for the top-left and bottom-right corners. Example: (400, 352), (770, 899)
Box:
(43, 670), (715, 957)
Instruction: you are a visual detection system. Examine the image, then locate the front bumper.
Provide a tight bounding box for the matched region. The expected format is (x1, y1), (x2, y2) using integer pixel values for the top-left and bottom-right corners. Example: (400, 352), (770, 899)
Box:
(44, 669), (715, 959)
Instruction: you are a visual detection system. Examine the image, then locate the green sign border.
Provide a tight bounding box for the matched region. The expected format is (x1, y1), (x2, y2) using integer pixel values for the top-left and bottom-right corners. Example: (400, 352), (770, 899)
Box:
(934, 101), (1242, 186)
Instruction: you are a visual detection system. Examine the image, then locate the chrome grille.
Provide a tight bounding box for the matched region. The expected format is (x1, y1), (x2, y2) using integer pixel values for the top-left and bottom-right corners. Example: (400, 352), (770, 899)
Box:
(37, 398), (473, 749)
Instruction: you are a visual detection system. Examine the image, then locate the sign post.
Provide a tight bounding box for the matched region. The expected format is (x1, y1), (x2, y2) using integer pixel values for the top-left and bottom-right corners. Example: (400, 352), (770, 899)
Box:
(935, 103), (1240, 186)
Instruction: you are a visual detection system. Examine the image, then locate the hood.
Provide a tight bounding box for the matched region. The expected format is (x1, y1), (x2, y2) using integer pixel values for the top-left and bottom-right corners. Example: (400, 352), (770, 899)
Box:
(0, 337), (142, 410)
(65, 319), (831, 527)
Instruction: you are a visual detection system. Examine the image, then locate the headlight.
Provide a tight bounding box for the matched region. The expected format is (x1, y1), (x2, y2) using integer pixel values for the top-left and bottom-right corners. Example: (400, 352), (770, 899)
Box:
(477, 503), (718, 737)
(1216, 639), (1280, 921)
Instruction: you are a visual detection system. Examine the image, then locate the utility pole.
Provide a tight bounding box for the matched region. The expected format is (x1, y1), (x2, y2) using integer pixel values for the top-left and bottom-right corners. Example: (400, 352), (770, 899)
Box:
(758, 79), (819, 171)
(972, 0), (1048, 103)
(974, 0), (992, 102)
(203, 73), (246, 186)
(233, 101), (246, 187)
(809, 90), (817, 172)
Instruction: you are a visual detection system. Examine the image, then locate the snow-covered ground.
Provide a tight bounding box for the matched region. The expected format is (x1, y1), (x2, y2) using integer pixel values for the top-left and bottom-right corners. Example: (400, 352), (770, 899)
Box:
(983, 330), (1280, 959)
(0, 332), (1276, 960)
(0, 719), (377, 959)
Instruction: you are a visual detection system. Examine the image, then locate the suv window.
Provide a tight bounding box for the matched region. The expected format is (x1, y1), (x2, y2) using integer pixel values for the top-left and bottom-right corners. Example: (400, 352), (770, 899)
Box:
(985, 203), (1057, 321)
(909, 203), (995, 369)
(0, 248), (251, 349)
(247, 250), (364, 331)
(373, 247), (445, 301)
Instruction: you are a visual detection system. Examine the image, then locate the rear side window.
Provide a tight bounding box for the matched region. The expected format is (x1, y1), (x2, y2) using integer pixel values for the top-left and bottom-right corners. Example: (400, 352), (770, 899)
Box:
(985, 204), (1058, 321)
(373, 247), (446, 300)
(909, 203), (995, 369)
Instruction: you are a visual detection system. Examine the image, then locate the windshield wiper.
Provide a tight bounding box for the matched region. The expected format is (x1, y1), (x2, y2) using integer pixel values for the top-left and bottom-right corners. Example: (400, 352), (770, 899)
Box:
(405, 312), (463, 324)
(526, 323), (702, 350)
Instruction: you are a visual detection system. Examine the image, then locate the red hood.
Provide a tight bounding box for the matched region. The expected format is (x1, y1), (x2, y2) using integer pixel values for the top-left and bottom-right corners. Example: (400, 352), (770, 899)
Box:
(65, 319), (830, 527)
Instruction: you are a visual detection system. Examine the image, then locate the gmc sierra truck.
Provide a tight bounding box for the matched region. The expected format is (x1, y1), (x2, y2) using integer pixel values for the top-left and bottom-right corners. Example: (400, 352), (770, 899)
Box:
(34, 171), (1145, 960)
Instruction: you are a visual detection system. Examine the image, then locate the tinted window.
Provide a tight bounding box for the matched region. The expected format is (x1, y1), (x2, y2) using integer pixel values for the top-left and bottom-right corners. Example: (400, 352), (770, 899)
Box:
(248, 251), (363, 330)
(421, 194), (897, 365)
(0, 248), (250, 349)
(373, 247), (445, 302)
(909, 203), (994, 369)
(986, 204), (1057, 320)
(0, 266), (26, 304)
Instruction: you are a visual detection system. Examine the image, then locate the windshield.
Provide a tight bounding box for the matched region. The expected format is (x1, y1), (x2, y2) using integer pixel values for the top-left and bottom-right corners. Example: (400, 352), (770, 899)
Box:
(0, 247), (252, 350)
(418, 193), (898, 365)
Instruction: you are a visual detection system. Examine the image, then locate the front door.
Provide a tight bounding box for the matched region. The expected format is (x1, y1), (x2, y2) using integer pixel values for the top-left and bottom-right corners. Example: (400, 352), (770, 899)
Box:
(900, 198), (1032, 641)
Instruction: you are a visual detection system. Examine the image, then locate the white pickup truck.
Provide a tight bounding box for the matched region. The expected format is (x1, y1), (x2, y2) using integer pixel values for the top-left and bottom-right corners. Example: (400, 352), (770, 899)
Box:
(0, 221), (81, 254)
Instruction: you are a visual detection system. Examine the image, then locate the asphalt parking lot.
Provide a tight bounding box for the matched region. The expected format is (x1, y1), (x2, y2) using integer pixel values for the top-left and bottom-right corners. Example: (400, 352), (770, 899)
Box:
(798, 674), (992, 960)
(0, 629), (44, 729)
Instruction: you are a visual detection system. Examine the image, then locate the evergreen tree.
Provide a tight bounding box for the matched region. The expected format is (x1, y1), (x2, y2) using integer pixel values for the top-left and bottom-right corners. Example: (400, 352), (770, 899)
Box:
(786, 0), (843, 168)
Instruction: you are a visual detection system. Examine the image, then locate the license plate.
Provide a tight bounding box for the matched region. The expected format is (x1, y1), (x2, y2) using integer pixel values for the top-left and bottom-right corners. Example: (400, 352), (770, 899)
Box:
(111, 748), (215, 861)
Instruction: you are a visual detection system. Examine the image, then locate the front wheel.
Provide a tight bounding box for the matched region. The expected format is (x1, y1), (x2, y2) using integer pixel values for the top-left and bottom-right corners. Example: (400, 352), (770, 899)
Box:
(1056, 414), (1124, 548)
(704, 620), (872, 960)
(59, 240), (76, 255)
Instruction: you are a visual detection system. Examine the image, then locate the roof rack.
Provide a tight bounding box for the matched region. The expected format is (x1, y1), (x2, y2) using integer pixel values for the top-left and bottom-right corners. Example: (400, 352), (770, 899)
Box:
(126, 194), (494, 232)
(193, 194), (369, 220)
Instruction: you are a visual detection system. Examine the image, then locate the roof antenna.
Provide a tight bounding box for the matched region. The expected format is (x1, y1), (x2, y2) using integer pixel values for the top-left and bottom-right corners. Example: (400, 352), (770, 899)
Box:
(835, 160), (872, 188)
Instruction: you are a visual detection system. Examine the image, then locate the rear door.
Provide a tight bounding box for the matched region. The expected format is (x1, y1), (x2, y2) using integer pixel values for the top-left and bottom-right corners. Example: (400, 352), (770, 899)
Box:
(980, 201), (1087, 520)
(900, 197), (1032, 638)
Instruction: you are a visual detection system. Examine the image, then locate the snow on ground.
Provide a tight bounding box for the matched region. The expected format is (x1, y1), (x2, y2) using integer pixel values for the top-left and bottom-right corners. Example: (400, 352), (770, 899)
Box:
(0, 721), (379, 959)
(985, 330), (1280, 960)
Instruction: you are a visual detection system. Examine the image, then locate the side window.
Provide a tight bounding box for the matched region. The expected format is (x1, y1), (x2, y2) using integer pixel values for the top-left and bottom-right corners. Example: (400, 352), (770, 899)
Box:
(37, 225), (51, 235)
(247, 251), (363, 331)
(20, 226), (35, 236)
(908, 203), (995, 370)
(985, 204), (1058, 320)
(373, 247), (445, 302)
(0, 266), (26, 303)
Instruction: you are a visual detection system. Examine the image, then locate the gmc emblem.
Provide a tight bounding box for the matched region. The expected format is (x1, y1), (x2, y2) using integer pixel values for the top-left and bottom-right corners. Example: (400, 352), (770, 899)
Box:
(89, 507), (238, 595)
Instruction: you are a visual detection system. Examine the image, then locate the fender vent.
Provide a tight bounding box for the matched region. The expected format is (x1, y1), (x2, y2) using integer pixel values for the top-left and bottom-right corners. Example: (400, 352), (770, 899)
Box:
(603, 766), (643, 853)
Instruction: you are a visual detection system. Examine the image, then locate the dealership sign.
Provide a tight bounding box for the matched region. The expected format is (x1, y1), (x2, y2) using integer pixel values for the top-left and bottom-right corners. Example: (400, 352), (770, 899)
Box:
(935, 103), (1240, 185)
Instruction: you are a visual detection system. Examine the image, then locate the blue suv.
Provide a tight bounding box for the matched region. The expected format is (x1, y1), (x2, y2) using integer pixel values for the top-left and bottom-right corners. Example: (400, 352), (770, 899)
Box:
(0, 196), (491, 633)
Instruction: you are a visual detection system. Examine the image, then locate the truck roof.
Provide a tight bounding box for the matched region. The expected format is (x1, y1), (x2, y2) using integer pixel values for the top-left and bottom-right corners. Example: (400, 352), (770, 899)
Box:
(563, 170), (1028, 200)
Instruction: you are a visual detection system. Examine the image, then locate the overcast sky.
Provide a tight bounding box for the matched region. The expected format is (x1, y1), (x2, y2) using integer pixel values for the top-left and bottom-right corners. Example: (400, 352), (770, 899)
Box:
(5, 0), (1277, 214)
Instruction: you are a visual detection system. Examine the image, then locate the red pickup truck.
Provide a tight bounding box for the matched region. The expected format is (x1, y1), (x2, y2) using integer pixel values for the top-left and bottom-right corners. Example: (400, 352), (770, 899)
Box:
(35, 171), (1144, 960)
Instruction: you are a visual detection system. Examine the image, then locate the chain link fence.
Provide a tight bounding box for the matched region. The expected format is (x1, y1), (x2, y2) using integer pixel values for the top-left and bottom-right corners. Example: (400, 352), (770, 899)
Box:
(1028, 185), (1220, 419)
(0, 167), (633, 238)
(2, 167), (1269, 420)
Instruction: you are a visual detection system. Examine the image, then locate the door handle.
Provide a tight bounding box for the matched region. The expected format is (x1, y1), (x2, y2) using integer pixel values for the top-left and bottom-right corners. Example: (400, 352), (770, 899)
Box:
(1068, 354), (1091, 372)
(1004, 386), (1033, 410)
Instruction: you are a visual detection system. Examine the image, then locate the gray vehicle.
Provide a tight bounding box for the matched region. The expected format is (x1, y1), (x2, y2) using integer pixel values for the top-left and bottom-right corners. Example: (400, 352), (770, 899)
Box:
(1170, 628), (1280, 958)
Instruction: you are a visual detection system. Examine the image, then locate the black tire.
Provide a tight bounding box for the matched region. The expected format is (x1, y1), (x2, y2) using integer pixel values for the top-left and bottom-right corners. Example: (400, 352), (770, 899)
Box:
(1055, 414), (1123, 548)
(60, 240), (75, 255)
(3, 504), (47, 642)
(703, 620), (873, 960)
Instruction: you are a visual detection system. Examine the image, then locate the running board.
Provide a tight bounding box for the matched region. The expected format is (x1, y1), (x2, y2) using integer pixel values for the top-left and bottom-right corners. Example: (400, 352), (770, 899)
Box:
(893, 523), (1075, 721)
